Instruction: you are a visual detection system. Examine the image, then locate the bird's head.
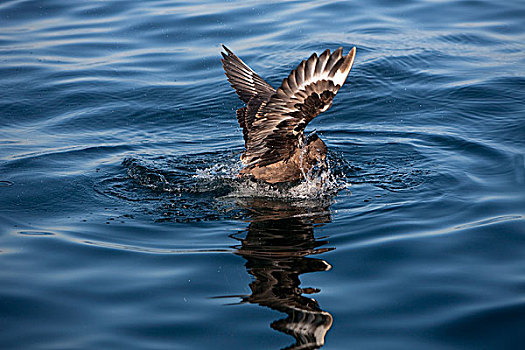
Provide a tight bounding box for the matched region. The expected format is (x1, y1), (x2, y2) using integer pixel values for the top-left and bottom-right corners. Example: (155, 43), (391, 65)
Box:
(305, 133), (328, 165)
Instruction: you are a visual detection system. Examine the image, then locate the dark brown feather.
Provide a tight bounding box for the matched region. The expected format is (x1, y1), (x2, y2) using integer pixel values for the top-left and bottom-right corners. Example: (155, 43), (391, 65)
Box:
(221, 45), (275, 104)
(222, 46), (356, 170)
(236, 107), (248, 143)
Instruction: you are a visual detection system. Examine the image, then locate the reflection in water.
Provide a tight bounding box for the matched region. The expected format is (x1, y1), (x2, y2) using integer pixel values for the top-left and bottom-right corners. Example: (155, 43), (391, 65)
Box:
(229, 199), (334, 349)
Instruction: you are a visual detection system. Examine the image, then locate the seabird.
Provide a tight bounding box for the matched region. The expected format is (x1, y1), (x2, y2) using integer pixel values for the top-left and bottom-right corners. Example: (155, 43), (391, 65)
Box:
(221, 45), (356, 184)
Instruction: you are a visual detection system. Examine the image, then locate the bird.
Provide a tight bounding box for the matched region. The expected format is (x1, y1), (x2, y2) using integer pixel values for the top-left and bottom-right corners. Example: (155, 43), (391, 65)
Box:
(221, 45), (356, 184)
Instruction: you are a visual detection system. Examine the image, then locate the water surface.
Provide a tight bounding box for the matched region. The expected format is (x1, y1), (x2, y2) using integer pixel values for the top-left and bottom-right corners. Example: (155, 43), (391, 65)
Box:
(1, 0), (524, 349)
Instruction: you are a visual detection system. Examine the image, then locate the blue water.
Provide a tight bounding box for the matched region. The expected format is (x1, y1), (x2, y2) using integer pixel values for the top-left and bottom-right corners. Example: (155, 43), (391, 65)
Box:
(1, 0), (524, 348)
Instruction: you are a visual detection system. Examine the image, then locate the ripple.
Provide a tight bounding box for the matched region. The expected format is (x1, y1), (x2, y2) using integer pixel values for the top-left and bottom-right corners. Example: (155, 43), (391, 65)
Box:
(82, 240), (234, 255)
(17, 230), (55, 236)
(437, 32), (501, 46)
(453, 214), (524, 230)
(433, 298), (525, 347)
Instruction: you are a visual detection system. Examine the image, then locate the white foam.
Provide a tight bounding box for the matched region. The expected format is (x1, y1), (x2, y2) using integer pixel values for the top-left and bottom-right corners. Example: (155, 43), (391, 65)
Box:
(193, 156), (349, 200)
(193, 161), (242, 180)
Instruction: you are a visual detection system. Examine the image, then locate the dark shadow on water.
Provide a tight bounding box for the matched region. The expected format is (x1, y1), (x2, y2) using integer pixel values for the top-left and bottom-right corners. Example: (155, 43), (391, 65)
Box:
(221, 199), (335, 350)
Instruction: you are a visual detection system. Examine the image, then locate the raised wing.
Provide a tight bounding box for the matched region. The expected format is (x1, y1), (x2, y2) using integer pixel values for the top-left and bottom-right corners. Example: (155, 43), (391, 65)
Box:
(243, 47), (356, 167)
(221, 45), (275, 103)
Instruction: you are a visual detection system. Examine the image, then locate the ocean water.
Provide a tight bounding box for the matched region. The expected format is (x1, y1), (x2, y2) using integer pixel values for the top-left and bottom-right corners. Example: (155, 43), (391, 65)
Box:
(1, 0), (524, 349)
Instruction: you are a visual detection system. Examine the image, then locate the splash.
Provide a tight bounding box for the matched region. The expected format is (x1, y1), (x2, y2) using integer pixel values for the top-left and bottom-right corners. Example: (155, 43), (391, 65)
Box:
(94, 151), (355, 222)
(96, 145), (432, 222)
(228, 164), (347, 200)
(193, 154), (348, 200)
(194, 161), (242, 181)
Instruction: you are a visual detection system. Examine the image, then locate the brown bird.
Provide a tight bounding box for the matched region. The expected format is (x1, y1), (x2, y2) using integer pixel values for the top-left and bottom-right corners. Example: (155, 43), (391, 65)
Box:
(221, 45), (356, 184)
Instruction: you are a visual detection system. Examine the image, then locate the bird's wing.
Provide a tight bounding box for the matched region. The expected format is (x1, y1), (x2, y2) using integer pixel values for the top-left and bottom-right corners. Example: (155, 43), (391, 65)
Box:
(243, 47), (356, 167)
(221, 45), (276, 103)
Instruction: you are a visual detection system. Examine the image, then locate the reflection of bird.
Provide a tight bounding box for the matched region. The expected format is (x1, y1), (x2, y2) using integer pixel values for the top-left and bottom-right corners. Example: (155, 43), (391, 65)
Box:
(227, 199), (335, 350)
(221, 45), (356, 183)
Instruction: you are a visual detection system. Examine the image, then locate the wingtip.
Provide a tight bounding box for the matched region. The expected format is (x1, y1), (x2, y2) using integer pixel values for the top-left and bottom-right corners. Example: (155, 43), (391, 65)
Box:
(332, 46), (356, 85)
(345, 47), (356, 65)
(221, 44), (233, 55)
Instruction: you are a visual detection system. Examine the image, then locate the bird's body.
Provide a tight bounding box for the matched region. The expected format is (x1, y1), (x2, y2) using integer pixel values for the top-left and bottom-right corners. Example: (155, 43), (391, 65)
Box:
(221, 45), (356, 184)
